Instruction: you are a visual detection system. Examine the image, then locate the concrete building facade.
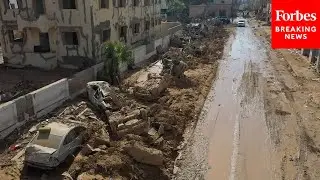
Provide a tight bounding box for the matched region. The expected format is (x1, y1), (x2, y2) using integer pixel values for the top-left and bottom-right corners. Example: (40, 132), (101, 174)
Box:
(0, 0), (162, 69)
(189, 0), (233, 18)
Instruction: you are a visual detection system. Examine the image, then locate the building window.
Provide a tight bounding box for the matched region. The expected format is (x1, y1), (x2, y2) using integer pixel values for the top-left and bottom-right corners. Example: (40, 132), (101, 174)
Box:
(102, 29), (111, 42)
(100, 0), (109, 8)
(35, 0), (45, 14)
(119, 26), (127, 42)
(63, 32), (79, 45)
(133, 0), (139, 6)
(221, 0), (224, 3)
(5, 0), (20, 9)
(145, 21), (150, 31)
(119, 0), (125, 7)
(8, 30), (23, 43)
(133, 23), (140, 34)
(158, 19), (161, 25)
(63, 0), (76, 9)
(144, 0), (149, 6)
(34, 33), (50, 53)
(151, 18), (154, 27)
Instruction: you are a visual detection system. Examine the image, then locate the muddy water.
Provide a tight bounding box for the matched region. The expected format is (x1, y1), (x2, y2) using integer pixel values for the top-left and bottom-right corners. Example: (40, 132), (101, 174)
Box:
(205, 24), (274, 180)
(176, 23), (278, 180)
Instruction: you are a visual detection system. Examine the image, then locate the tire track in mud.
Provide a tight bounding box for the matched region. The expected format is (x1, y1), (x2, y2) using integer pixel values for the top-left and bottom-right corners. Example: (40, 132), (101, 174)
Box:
(262, 37), (318, 180)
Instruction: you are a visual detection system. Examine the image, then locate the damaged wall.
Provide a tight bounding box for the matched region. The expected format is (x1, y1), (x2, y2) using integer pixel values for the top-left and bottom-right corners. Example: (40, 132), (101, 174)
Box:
(189, 1), (233, 18)
(0, 0), (163, 70)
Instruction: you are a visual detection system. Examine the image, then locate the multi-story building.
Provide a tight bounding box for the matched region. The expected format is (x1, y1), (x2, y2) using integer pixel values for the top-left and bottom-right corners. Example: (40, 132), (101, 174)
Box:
(189, 0), (233, 18)
(0, 0), (162, 69)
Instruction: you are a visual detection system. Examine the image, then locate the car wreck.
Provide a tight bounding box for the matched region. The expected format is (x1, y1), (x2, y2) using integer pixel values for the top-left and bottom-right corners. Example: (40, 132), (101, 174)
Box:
(24, 122), (86, 169)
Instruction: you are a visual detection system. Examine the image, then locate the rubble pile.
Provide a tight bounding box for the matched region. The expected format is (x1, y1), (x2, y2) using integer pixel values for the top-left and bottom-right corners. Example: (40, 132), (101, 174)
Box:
(133, 73), (172, 101)
(0, 19), (231, 180)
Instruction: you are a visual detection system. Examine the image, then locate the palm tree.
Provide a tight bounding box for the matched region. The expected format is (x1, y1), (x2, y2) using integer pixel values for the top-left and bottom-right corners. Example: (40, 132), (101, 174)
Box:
(100, 41), (133, 85)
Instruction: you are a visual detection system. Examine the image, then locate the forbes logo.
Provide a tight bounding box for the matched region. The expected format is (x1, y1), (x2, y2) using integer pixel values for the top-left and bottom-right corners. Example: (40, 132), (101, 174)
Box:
(275, 10), (317, 21)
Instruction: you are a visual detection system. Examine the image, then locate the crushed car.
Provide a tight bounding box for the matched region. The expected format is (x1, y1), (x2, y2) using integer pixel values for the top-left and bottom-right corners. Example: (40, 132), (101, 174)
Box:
(24, 122), (86, 169)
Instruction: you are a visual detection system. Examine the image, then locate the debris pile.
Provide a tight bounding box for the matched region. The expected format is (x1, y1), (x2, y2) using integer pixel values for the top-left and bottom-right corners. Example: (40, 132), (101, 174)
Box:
(109, 108), (148, 137)
(0, 18), (232, 180)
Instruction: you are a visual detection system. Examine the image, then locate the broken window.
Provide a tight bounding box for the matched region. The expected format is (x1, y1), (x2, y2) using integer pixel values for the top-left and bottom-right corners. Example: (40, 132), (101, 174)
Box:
(8, 30), (23, 43)
(63, 32), (79, 45)
(102, 29), (111, 42)
(63, 0), (76, 9)
(118, 0), (125, 7)
(119, 26), (127, 42)
(144, 0), (149, 6)
(34, 33), (50, 53)
(145, 21), (150, 31)
(5, 0), (19, 9)
(100, 0), (109, 8)
(35, 0), (45, 14)
(133, 0), (139, 6)
(132, 23), (140, 34)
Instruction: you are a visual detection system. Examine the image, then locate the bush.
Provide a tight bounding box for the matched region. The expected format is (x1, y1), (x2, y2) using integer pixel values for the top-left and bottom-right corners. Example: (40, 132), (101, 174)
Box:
(99, 41), (134, 85)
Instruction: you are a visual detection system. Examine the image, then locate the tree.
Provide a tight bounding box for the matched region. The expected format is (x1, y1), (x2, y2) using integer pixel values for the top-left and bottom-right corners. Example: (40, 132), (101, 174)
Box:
(99, 41), (133, 85)
(167, 0), (186, 14)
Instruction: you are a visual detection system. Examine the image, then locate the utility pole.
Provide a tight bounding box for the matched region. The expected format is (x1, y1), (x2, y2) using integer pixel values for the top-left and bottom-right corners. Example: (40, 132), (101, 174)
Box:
(231, 0), (234, 22)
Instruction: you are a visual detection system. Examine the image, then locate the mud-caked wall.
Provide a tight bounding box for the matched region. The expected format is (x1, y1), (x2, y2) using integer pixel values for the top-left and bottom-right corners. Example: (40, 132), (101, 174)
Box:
(0, 0), (164, 70)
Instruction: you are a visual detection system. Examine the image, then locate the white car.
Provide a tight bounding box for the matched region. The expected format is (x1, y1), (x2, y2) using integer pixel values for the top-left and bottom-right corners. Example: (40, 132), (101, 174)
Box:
(237, 19), (245, 27)
(24, 122), (86, 169)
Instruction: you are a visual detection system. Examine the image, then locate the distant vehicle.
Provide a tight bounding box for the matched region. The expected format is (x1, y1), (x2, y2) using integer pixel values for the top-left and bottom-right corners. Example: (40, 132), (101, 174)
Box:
(216, 16), (231, 24)
(237, 19), (245, 27)
(24, 122), (86, 169)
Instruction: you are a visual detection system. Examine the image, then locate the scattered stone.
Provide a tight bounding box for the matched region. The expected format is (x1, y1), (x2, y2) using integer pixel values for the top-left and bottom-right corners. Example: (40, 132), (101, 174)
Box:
(158, 124), (164, 135)
(94, 128), (110, 146)
(173, 165), (180, 174)
(80, 144), (95, 156)
(77, 173), (105, 180)
(125, 142), (164, 166)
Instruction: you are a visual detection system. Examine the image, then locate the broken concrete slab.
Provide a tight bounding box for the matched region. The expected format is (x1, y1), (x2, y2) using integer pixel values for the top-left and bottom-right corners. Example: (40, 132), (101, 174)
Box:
(109, 108), (149, 137)
(125, 142), (164, 166)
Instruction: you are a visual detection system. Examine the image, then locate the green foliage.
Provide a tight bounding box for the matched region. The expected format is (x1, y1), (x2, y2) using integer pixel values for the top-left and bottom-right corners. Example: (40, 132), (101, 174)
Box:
(99, 41), (133, 85)
(168, 0), (186, 14)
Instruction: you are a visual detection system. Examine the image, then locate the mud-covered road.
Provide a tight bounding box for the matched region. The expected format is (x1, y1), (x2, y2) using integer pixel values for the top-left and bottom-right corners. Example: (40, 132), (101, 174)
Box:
(176, 20), (275, 179)
(176, 19), (320, 180)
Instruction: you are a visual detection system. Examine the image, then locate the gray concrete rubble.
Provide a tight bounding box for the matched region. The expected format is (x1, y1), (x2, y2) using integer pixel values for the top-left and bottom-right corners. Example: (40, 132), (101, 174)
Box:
(125, 142), (164, 166)
(109, 108), (149, 137)
(170, 59), (188, 78)
(133, 73), (172, 100)
(87, 81), (122, 112)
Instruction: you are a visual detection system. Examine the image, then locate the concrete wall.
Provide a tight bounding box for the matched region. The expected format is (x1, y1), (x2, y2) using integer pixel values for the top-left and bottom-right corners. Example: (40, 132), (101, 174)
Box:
(0, 101), (18, 139)
(189, 3), (232, 18)
(31, 79), (70, 118)
(0, 62), (103, 140)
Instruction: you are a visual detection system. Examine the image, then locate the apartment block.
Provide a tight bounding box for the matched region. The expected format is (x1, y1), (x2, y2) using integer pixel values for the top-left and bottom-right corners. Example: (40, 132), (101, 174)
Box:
(0, 0), (162, 69)
(189, 0), (233, 18)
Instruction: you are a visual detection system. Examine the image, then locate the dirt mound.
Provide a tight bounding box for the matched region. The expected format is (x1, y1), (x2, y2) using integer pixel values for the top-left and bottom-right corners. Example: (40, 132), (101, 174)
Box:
(0, 24), (231, 180)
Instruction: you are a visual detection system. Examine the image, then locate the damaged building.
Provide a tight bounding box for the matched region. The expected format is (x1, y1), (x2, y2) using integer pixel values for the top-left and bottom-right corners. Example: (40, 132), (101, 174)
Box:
(0, 0), (162, 70)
